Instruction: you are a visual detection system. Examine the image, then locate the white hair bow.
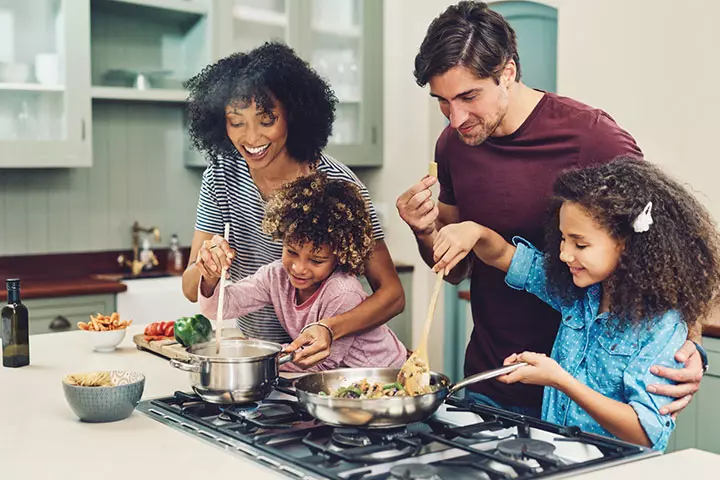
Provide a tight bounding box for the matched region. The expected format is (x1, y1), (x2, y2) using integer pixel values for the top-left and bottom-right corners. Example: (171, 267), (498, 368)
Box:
(632, 202), (653, 233)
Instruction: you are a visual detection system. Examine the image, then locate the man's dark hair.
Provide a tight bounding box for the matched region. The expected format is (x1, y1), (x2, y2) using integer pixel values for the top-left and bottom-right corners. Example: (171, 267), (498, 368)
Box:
(414, 1), (521, 87)
(185, 42), (337, 164)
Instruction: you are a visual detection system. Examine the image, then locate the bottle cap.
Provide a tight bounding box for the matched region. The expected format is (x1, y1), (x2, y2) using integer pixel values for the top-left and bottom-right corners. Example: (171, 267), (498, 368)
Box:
(6, 278), (20, 291)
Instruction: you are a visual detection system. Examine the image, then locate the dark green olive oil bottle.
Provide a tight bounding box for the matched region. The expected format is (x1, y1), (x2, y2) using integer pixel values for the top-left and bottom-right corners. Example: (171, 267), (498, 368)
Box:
(2, 278), (30, 368)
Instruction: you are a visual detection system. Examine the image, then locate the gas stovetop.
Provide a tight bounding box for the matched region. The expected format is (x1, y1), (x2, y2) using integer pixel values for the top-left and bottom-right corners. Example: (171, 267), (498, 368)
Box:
(137, 380), (658, 479)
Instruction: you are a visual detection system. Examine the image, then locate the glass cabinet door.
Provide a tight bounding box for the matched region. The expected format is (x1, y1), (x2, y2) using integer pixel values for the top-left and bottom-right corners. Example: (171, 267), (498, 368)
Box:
(0, 0), (91, 167)
(232, 0), (291, 53)
(309, 0), (381, 166)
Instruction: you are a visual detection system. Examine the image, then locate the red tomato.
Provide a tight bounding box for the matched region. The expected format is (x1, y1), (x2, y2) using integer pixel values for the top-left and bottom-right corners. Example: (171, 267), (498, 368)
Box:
(165, 323), (174, 337)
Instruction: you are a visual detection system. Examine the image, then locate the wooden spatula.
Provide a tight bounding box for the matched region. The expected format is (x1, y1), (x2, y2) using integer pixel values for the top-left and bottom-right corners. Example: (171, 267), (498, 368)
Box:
(399, 269), (445, 394)
(215, 222), (230, 354)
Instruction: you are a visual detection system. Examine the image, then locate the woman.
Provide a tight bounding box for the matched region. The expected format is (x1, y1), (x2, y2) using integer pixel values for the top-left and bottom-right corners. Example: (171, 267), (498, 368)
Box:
(181, 42), (405, 368)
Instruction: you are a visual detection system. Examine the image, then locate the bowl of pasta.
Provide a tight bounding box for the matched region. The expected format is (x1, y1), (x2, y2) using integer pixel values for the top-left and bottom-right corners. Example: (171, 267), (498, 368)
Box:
(77, 313), (132, 352)
(62, 370), (145, 422)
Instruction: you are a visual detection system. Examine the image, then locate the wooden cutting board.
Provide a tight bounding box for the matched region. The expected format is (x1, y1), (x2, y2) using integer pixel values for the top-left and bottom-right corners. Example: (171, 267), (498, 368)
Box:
(133, 328), (248, 360)
(133, 334), (189, 360)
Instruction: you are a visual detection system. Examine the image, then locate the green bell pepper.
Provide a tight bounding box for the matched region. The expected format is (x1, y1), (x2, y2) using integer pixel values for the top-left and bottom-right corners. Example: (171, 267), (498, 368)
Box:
(174, 314), (213, 347)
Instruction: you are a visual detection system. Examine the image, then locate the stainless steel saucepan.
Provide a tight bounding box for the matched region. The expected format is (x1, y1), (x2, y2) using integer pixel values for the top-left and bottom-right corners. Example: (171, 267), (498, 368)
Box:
(293, 363), (526, 428)
(170, 338), (293, 404)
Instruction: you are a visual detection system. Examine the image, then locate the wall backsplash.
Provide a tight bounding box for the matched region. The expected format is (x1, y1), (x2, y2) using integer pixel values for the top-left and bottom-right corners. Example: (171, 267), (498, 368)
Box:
(0, 102), (205, 255)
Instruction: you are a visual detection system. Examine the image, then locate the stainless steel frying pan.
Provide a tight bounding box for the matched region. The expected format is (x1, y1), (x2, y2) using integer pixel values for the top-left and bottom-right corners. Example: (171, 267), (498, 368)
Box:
(293, 363), (526, 428)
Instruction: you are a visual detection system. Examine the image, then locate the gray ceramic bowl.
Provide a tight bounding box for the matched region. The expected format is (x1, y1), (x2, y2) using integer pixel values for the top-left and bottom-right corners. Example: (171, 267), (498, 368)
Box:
(62, 371), (145, 423)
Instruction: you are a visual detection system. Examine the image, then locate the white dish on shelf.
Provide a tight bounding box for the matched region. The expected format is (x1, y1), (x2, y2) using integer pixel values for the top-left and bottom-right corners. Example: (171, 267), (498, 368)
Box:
(0, 62), (30, 83)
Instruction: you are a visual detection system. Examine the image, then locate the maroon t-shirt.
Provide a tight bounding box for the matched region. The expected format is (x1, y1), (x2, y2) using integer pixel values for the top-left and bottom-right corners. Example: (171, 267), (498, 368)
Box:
(436, 92), (643, 407)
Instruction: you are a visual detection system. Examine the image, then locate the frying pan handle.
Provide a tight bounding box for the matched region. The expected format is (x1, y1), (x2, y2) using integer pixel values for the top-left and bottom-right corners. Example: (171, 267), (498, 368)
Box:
(447, 362), (528, 396)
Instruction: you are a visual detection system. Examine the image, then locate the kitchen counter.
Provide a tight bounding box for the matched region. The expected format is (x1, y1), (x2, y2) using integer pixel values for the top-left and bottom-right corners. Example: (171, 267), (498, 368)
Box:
(2, 326), (716, 479)
(0, 276), (128, 300)
(0, 325), (287, 478)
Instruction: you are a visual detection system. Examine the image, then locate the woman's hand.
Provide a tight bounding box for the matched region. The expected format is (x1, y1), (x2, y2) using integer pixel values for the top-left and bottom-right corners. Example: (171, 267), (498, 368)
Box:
(432, 221), (483, 273)
(283, 322), (333, 369)
(194, 235), (235, 281)
(497, 352), (568, 388)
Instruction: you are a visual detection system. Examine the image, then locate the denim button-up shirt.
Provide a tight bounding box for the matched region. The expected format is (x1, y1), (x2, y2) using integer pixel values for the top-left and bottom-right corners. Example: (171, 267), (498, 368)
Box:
(505, 238), (687, 451)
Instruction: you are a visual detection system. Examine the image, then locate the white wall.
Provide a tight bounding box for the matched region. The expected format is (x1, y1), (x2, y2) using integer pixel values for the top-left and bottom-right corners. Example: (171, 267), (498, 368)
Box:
(359, 0), (720, 370)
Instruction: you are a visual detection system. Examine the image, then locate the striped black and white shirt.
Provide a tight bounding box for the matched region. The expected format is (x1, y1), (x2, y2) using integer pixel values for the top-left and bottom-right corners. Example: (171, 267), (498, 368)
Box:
(195, 153), (384, 343)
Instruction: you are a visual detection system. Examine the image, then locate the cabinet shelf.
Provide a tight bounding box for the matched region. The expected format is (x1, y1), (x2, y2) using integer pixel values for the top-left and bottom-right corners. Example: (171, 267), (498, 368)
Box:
(233, 6), (287, 27)
(0, 83), (65, 92)
(92, 0), (208, 16)
(312, 23), (361, 38)
(91, 86), (188, 103)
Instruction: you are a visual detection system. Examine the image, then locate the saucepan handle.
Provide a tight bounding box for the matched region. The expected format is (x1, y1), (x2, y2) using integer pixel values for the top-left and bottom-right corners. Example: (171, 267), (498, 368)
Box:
(447, 362), (528, 396)
(170, 358), (201, 373)
(278, 351), (295, 365)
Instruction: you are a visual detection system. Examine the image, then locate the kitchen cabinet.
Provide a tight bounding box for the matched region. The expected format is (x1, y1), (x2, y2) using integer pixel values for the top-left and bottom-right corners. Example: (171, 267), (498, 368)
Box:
(88, 0), (214, 168)
(359, 269), (412, 348)
(216, 0), (383, 167)
(666, 335), (720, 454)
(0, 0), (92, 168)
(23, 293), (115, 335)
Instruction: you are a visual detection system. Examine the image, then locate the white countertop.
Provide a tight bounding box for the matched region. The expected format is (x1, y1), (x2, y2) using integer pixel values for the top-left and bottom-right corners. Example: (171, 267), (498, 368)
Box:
(0, 325), (286, 479)
(1, 327), (719, 479)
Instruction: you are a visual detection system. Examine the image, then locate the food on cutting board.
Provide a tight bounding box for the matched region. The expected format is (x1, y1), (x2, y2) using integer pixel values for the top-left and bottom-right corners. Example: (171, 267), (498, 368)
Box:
(174, 314), (213, 347)
(327, 378), (438, 399)
(77, 312), (132, 331)
(64, 371), (113, 387)
(143, 320), (175, 341)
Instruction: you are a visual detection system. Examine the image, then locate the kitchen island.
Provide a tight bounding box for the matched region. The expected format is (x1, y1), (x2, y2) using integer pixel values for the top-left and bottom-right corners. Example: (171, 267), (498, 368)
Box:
(1, 326), (719, 479)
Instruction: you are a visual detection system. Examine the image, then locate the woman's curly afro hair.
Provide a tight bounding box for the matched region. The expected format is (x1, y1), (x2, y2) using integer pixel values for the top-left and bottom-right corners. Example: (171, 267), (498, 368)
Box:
(262, 172), (375, 276)
(185, 42), (337, 164)
(544, 157), (720, 326)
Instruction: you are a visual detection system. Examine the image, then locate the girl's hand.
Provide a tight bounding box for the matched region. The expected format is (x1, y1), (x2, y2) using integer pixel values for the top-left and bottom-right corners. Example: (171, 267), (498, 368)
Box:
(432, 221), (483, 273)
(497, 352), (567, 388)
(283, 322), (333, 369)
(195, 235), (234, 281)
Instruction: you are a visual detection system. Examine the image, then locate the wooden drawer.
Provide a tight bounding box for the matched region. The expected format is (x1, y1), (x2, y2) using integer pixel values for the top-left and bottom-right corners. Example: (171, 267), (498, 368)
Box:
(23, 294), (116, 335)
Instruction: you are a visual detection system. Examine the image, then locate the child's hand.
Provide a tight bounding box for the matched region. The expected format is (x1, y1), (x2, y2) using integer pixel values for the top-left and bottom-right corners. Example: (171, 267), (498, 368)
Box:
(497, 352), (567, 388)
(432, 221), (483, 273)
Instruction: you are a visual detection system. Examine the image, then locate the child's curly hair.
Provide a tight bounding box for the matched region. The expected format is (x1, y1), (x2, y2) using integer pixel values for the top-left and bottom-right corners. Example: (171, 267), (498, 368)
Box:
(545, 157), (720, 326)
(185, 42), (337, 164)
(262, 173), (375, 275)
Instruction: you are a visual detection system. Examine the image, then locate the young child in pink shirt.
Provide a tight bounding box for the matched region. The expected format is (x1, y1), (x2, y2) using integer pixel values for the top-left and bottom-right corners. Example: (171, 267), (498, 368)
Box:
(198, 172), (407, 371)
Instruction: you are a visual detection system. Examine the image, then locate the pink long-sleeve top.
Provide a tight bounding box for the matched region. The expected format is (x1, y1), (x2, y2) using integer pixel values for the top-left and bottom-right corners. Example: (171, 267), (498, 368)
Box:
(198, 260), (407, 371)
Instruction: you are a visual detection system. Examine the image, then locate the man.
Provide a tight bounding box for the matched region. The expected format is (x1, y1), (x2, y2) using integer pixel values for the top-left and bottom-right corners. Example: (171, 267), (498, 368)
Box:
(397, 1), (704, 417)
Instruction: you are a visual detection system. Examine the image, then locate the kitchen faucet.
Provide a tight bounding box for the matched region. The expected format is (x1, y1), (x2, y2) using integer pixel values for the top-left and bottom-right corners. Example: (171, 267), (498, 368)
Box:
(117, 221), (161, 276)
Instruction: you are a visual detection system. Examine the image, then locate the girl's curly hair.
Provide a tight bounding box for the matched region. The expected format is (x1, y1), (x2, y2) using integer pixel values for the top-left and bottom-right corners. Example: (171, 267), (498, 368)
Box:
(545, 157), (720, 327)
(262, 173), (375, 275)
(185, 42), (337, 164)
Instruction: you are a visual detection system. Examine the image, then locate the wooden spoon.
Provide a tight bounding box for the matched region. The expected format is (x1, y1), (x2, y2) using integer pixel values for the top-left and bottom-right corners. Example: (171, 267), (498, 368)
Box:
(398, 269), (444, 394)
(215, 222), (230, 354)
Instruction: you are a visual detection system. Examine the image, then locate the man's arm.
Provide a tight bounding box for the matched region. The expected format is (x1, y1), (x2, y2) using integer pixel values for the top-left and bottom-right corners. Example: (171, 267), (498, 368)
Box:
(396, 176), (471, 285)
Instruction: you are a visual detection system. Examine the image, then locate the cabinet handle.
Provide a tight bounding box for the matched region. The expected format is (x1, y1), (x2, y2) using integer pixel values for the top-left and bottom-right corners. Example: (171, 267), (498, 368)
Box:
(49, 315), (71, 331)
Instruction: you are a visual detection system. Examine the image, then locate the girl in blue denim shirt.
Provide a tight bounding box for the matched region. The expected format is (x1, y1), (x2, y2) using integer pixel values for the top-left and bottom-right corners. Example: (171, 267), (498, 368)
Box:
(431, 158), (720, 450)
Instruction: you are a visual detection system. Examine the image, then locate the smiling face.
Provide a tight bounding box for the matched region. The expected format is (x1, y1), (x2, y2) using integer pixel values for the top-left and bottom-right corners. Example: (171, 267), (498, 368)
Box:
(225, 98), (290, 170)
(428, 65), (512, 146)
(282, 240), (337, 303)
(558, 202), (624, 289)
